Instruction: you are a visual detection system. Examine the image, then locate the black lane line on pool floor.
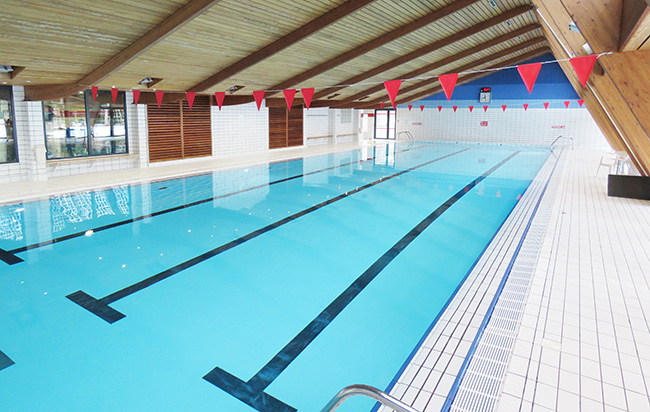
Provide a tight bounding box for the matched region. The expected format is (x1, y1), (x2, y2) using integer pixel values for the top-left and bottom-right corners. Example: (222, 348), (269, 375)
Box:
(1, 145), (424, 266)
(0, 350), (14, 372)
(202, 151), (521, 412)
(66, 148), (471, 324)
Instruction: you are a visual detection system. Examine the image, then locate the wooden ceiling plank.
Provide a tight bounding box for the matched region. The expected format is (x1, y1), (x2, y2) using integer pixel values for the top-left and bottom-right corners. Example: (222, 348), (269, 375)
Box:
(24, 0), (222, 101)
(620, 1), (650, 51)
(311, 5), (535, 101)
(333, 23), (541, 106)
(188, 0), (378, 93)
(265, 0), (483, 95)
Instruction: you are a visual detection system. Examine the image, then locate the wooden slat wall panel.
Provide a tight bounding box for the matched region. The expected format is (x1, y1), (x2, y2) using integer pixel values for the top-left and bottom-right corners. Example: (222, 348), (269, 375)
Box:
(148, 103), (183, 162)
(269, 107), (288, 149)
(287, 106), (304, 147)
(182, 95), (212, 158)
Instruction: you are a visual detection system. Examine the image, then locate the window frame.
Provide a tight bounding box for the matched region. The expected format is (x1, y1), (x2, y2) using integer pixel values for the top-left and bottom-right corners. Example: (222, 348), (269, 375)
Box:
(43, 90), (129, 160)
(0, 85), (19, 164)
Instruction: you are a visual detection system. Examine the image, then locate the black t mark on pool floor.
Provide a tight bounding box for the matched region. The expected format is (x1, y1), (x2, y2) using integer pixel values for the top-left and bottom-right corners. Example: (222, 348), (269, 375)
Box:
(66, 148), (471, 324)
(0, 145), (422, 266)
(203, 151), (521, 412)
(0, 350), (14, 372)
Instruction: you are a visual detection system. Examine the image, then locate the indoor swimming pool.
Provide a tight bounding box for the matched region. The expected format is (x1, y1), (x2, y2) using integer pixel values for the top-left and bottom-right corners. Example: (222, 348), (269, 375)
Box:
(0, 142), (549, 412)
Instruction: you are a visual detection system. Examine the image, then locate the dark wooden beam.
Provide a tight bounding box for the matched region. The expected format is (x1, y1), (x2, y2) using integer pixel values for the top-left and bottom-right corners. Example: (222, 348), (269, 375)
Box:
(188, 0), (377, 93)
(265, 0), (482, 95)
(381, 47), (550, 107)
(360, 38), (546, 106)
(313, 6), (535, 101)
(333, 23), (540, 106)
(24, 0), (221, 101)
(620, 0), (650, 51)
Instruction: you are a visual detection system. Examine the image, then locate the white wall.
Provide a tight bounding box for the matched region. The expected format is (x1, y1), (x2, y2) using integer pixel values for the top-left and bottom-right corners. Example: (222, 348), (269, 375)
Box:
(211, 101), (269, 158)
(396, 103), (610, 150)
(304, 108), (360, 146)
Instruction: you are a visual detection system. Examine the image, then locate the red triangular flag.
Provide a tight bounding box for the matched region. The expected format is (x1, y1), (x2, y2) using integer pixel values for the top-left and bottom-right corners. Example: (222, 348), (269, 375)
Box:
(383, 79), (402, 107)
(564, 101), (570, 108)
(132, 90), (141, 105)
(283, 89), (296, 111)
(214, 92), (225, 111)
(379, 103), (385, 109)
(578, 99), (585, 107)
(502, 105), (507, 112)
(517, 62), (542, 94)
(253, 91), (265, 111)
(469, 106), (474, 112)
(483, 105), (488, 112)
(523, 104), (529, 111)
(408, 104), (412, 111)
(155, 91), (164, 108)
(543, 102), (550, 110)
(438, 106), (443, 112)
(420, 105), (425, 112)
(111, 88), (118, 104)
(301, 88), (315, 109)
(570, 55), (598, 87)
(453, 106), (458, 112)
(439, 73), (458, 101)
(92, 86), (98, 101)
(186, 92), (196, 110)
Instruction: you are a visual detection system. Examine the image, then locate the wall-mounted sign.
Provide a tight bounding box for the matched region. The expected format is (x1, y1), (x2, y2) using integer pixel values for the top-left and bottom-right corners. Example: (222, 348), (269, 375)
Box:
(480, 121), (488, 127)
(479, 87), (491, 103)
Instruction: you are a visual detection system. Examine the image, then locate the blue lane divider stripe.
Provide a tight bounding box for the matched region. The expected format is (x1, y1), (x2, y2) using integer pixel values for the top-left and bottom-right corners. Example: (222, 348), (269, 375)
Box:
(0, 350), (14, 372)
(203, 151), (520, 412)
(67, 148), (470, 324)
(441, 151), (561, 412)
(3, 145), (424, 266)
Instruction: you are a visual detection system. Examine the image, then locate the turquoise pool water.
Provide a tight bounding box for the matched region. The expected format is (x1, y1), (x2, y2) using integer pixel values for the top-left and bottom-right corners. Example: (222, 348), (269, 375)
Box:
(0, 143), (548, 412)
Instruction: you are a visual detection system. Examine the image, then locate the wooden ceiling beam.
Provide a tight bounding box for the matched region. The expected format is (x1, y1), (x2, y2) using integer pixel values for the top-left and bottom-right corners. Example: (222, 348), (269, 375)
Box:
(620, 0), (650, 51)
(313, 5), (535, 101)
(188, 0), (377, 93)
(333, 23), (540, 106)
(358, 38), (546, 107)
(265, 0), (482, 96)
(24, 0), (221, 101)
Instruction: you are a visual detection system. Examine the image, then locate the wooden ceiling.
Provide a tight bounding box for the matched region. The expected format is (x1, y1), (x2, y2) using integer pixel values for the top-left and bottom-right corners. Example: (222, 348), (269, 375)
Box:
(1, 0), (548, 106)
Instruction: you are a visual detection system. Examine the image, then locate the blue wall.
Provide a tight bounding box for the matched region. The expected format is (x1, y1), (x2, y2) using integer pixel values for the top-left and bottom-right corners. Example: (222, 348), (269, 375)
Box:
(418, 53), (580, 107)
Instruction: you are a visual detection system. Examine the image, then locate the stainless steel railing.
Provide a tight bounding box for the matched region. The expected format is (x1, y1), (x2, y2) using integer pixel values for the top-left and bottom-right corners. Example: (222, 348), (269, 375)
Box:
(320, 384), (420, 412)
(550, 135), (574, 150)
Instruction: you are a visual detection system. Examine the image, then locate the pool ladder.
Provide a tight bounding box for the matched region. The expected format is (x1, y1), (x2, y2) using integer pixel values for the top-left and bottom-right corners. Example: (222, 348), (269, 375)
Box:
(320, 384), (420, 412)
(550, 134), (574, 150)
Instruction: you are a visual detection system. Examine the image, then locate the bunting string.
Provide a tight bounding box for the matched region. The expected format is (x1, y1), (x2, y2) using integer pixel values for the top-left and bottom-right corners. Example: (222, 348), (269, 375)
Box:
(91, 51), (613, 110)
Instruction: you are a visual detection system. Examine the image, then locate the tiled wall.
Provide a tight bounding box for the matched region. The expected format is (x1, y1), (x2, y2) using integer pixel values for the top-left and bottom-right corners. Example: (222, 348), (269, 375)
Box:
(211, 101), (269, 158)
(304, 108), (360, 146)
(396, 103), (610, 150)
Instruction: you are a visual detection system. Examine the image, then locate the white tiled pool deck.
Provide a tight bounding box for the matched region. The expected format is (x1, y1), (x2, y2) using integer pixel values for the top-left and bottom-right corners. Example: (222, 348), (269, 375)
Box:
(381, 148), (650, 412)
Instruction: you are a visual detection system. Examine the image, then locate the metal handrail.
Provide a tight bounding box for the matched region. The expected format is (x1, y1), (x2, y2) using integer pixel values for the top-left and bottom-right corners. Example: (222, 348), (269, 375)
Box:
(320, 384), (420, 412)
(396, 131), (414, 141)
(550, 135), (574, 150)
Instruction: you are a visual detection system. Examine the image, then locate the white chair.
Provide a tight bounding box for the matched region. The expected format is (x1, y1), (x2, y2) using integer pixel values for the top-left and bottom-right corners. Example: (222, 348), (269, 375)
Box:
(596, 151), (628, 175)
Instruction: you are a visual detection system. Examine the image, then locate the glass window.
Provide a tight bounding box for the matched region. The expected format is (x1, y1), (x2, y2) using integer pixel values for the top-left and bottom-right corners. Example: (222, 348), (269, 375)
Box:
(0, 86), (17, 164)
(43, 90), (128, 159)
(44, 94), (88, 159)
(86, 90), (127, 155)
